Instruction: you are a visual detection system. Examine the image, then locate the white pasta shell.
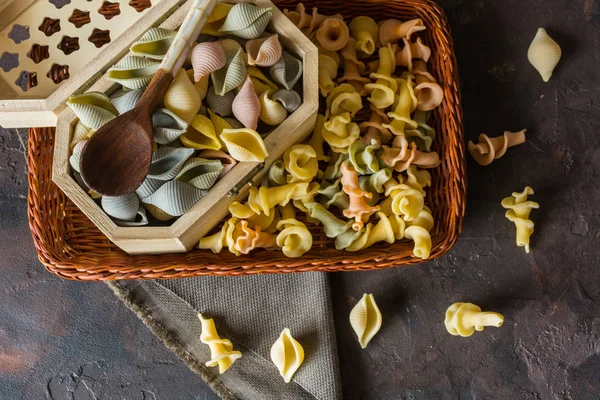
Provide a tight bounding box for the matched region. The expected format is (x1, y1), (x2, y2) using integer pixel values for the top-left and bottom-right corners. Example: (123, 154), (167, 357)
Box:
(191, 41), (226, 81)
(110, 89), (144, 114)
(152, 108), (188, 144)
(246, 34), (283, 67)
(206, 86), (235, 117)
(135, 177), (166, 199)
(101, 193), (140, 221)
(218, 3), (273, 39)
(221, 128), (269, 162)
(130, 27), (176, 60)
(269, 51), (303, 90)
(272, 89), (302, 112)
(114, 205), (149, 227)
(349, 293), (382, 349)
(107, 56), (160, 89)
(270, 328), (304, 383)
(527, 28), (561, 82)
(232, 76), (261, 129)
(141, 180), (207, 216)
(70, 120), (91, 150)
(147, 146), (195, 181)
(259, 89), (288, 125)
(67, 92), (119, 130)
(69, 140), (87, 173)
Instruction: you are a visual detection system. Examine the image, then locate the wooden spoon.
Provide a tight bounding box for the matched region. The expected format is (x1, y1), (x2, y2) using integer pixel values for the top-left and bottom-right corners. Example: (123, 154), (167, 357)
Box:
(80, 0), (217, 197)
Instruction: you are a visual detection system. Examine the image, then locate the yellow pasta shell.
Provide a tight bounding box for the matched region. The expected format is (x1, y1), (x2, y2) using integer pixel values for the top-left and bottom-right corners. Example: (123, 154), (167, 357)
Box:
(221, 128), (268, 162)
(181, 114), (221, 150)
(164, 69), (201, 124)
(259, 89), (288, 126)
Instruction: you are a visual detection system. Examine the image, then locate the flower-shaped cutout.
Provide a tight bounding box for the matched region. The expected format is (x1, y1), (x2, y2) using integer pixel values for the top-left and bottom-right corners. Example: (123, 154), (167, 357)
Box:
(15, 70), (37, 92)
(68, 9), (91, 28)
(88, 28), (111, 48)
(0, 52), (19, 72)
(129, 0), (152, 12)
(98, 1), (121, 20)
(47, 63), (70, 84)
(39, 17), (61, 37)
(8, 24), (30, 44)
(26, 44), (50, 64)
(57, 36), (80, 55)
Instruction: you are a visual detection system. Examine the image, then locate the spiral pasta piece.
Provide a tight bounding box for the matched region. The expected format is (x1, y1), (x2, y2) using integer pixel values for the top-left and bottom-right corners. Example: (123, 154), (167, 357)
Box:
(318, 52), (339, 97)
(364, 45), (398, 109)
(218, 3), (272, 39)
(338, 57), (370, 96)
(283, 145), (318, 183)
(247, 182), (310, 216)
(316, 18), (350, 51)
(326, 83), (362, 119)
(382, 74), (418, 136)
(322, 112), (361, 154)
(107, 56), (160, 90)
(381, 136), (440, 172)
(405, 109), (436, 151)
(318, 177), (349, 210)
(444, 303), (504, 337)
(340, 163), (380, 230)
(130, 27), (176, 60)
(380, 177), (424, 221)
(306, 114), (329, 162)
(412, 60), (444, 111)
(501, 186), (539, 253)
(349, 16), (378, 56)
(191, 41), (226, 82)
(276, 218), (312, 258)
(348, 139), (380, 175)
(304, 202), (353, 238)
(67, 92), (119, 130)
(468, 129), (527, 166)
(232, 76), (261, 130)
(198, 313), (242, 373)
(359, 106), (392, 145)
(378, 19), (426, 46)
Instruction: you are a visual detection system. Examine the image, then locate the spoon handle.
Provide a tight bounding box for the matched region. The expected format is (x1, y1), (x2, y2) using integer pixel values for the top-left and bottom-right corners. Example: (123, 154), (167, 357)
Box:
(161, 0), (218, 75)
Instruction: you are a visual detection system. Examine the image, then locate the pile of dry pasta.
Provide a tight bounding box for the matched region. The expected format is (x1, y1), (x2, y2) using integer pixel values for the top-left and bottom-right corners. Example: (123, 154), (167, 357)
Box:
(199, 4), (444, 259)
(66, 3), (303, 226)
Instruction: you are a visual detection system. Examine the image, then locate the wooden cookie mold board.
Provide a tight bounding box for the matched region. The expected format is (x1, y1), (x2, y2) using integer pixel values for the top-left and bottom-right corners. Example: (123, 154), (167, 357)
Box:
(0, 0), (186, 128)
(52, 0), (319, 255)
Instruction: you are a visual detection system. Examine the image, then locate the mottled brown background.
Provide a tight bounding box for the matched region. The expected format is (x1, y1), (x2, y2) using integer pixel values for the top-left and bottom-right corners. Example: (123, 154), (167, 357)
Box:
(1, 0), (599, 399)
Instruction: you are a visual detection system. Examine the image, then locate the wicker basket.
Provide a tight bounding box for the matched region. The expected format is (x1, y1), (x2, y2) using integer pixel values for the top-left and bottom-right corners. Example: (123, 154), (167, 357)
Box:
(28, 0), (466, 281)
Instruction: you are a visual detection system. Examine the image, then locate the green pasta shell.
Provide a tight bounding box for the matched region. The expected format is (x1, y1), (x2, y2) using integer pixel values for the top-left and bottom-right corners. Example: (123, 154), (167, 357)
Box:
(141, 181), (207, 217)
(67, 92), (119, 130)
(107, 56), (160, 90)
(101, 193), (140, 221)
(152, 108), (188, 144)
(211, 41), (246, 96)
(110, 89), (144, 114)
(130, 27), (176, 60)
(175, 158), (223, 190)
(147, 147), (195, 181)
(218, 3), (273, 39)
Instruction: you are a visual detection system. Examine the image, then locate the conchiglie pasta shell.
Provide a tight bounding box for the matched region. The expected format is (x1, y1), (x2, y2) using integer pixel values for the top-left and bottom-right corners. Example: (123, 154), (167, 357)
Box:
(206, 86), (235, 117)
(69, 140), (86, 173)
(164, 69), (202, 124)
(259, 90), (288, 126)
(67, 92), (118, 130)
(232, 76), (261, 129)
(193, 74), (210, 100)
(181, 114), (222, 150)
(218, 3), (273, 39)
(107, 56), (160, 90)
(221, 128), (268, 162)
(201, 2), (233, 36)
(147, 146), (195, 181)
(152, 108), (188, 144)
(198, 149), (237, 177)
(270, 328), (304, 383)
(349, 293), (382, 349)
(246, 34), (282, 67)
(135, 176), (165, 199)
(101, 193), (140, 221)
(141, 180), (207, 217)
(70, 120), (91, 150)
(130, 27), (176, 60)
(191, 41), (226, 82)
(175, 157), (223, 190)
(211, 41), (246, 96)
(527, 28), (561, 82)
(145, 203), (176, 221)
(247, 66), (278, 95)
(269, 51), (303, 90)
(271, 89), (302, 113)
(110, 89), (144, 114)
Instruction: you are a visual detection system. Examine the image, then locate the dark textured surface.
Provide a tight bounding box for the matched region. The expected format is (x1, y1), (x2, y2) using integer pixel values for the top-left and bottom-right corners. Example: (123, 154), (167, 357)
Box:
(1, 0), (599, 399)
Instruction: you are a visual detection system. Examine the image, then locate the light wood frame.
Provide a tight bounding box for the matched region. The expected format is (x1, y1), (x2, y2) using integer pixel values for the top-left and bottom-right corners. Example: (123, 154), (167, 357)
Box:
(0, 0), (186, 128)
(52, 0), (319, 255)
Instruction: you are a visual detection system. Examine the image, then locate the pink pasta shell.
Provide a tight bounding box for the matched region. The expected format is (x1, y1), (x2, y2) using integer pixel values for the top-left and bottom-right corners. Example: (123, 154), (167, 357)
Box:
(232, 76), (261, 130)
(246, 34), (283, 67)
(191, 41), (226, 82)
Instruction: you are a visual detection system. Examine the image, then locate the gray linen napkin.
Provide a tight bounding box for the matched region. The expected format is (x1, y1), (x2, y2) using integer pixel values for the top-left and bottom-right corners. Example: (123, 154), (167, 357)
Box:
(107, 272), (341, 399)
